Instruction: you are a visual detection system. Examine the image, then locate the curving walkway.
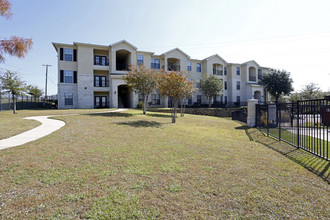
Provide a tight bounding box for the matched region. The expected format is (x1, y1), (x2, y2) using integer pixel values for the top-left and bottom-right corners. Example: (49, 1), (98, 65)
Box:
(0, 109), (127, 150)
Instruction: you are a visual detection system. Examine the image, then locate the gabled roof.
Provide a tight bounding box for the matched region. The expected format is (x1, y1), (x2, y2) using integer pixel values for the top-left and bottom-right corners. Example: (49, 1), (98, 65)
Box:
(110, 40), (138, 49)
(137, 50), (155, 55)
(161, 48), (190, 58)
(203, 54), (227, 63)
(242, 60), (260, 67)
(52, 42), (75, 51)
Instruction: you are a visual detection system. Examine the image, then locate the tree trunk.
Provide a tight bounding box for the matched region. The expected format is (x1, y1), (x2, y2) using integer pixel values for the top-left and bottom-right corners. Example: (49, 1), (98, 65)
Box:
(208, 97), (212, 108)
(181, 98), (186, 117)
(183, 100), (186, 116)
(13, 94), (17, 114)
(143, 95), (147, 114)
(172, 99), (178, 123)
(180, 98), (184, 117)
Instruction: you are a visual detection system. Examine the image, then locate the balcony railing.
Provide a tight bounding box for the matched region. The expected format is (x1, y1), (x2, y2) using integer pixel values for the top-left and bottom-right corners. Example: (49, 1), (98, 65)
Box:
(116, 64), (130, 71)
(167, 65), (180, 71)
(213, 69), (223, 76)
(249, 76), (257, 81)
(94, 80), (109, 87)
(94, 57), (109, 66)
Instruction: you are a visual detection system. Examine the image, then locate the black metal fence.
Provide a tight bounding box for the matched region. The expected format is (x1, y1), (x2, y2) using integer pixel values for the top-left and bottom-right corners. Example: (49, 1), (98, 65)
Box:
(0, 94), (57, 111)
(256, 99), (330, 160)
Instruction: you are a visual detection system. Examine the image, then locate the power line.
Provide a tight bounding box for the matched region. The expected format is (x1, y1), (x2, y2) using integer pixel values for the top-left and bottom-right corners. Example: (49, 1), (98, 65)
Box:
(139, 32), (330, 51)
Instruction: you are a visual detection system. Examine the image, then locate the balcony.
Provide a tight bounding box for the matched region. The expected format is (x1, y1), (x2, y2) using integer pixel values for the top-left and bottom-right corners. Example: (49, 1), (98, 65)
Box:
(94, 81), (109, 87)
(94, 59), (109, 66)
(94, 56), (109, 66)
(249, 76), (257, 81)
(94, 76), (109, 87)
(167, 65), (180, 71)
(213, 69), (223, 76)
(116, 64), (130, 71)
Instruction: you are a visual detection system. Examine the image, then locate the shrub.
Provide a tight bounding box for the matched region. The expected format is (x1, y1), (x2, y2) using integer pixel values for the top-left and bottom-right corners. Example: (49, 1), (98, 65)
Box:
(192, 102), (201, 108)
(137, 102), (144, 109)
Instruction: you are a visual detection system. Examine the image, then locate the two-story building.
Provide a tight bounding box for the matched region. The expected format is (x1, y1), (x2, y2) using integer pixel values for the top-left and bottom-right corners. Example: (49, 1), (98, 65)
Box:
(52, 40), (270, 109)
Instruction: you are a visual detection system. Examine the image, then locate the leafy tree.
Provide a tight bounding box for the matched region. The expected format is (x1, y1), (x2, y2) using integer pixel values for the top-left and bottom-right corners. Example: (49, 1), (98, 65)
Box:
(0, 0), (33, 62)
(300, 83), (324, 100)
(26, 84), (42, 98)
(157, 70), (194, 123)
(180, 80), (196, 117)
(0, 70), (26, 114)
(261, 69), (293, 103)
(289, 83), (329, 102)
(124, 65), (157, 114)
(200, 75), (223, 108)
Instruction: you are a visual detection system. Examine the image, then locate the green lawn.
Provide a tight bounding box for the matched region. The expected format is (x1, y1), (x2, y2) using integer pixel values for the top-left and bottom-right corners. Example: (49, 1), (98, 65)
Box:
(0, 109), (114, 139)
(0, 109), (329, 219)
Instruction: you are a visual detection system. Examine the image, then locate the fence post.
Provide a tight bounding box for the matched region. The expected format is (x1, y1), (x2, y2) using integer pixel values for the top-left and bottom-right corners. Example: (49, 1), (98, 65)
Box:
(247, 99), (259, 127)
(297, 100), (300, 148)
(278, 104), (281, 141)
(267, 104), (269, 136)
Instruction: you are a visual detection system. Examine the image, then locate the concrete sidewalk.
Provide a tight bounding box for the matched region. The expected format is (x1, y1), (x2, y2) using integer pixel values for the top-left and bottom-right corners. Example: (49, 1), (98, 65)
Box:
(0, 109), (127, 150)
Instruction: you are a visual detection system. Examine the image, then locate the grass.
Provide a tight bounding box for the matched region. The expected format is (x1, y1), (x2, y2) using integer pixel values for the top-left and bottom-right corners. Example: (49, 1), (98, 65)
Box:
(0, 108), (114, 140)
(0, 109), (329, 219)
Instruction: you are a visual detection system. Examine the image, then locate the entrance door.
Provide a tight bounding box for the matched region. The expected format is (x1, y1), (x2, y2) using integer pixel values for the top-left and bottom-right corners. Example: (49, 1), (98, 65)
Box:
(118, 85), (130, 108)
(95, 96), (107, 108)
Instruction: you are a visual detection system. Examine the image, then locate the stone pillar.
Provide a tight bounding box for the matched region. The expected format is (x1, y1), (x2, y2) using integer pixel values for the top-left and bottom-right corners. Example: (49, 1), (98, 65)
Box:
(247, 99), (258, 127)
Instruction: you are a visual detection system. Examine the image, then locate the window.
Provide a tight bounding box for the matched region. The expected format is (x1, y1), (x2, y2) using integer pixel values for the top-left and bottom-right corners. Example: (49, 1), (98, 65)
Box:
(137, 54), (144, 65)
(224, 81), (227, 90)
(64, 70), (73, 83)
(94, 56), (108, 66)
(237, 96), (240, 102)
(95, 56), (100, 65)
(151, 94), (160, 105)
(187, 62), (192, 71)
(224, 67), (227, 75)
(236, 81), (240, 90)
(236, 67), (240, 75)
(188, 97), (192, 105)
(95, 96), (107, 108)
(197, 95), (202, 104)
(220, 65), (223, 75)
(151, 58), (160, 69)
(138, 94), (143, 102)
(224, 96), (227, 103)
(94, 76), (107, 87)
(64, 92), (73, 105)
(64, 48), (73, 61)
(196, 63), (201, 72)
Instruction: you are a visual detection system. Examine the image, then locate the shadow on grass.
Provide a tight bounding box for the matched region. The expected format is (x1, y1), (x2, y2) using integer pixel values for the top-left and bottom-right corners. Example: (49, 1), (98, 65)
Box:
(236, 124), (330, 184)
(146, 113), (172, 118)
(87, 112), (134, 118)
(116, 120), (163, 128)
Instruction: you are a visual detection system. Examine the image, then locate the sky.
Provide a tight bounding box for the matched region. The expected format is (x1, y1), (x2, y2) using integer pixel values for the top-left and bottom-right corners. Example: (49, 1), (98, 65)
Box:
(1, 0), (330, 95)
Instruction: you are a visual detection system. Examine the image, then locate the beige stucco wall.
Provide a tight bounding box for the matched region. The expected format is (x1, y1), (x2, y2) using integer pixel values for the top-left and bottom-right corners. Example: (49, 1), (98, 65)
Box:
(54, 41), (269, 109)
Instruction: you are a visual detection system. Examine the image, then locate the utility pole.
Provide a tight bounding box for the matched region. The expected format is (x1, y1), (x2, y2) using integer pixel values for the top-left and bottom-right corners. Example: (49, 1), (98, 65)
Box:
(42, 64), (51, 100)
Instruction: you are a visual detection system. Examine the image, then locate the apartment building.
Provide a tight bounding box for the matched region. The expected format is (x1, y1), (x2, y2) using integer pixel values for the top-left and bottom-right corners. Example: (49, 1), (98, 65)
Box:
(52, 40), (269, 109)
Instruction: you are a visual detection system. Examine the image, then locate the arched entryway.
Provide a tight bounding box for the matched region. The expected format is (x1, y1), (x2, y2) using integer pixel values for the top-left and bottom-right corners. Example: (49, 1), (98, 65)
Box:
(118, 85), (131, 108)
(116, 49), (131, 71)
(254, 91), (262, 102)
